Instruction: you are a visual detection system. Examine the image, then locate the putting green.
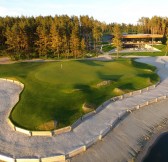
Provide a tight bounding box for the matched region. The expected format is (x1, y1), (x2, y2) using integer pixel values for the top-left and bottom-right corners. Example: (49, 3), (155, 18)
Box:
(0, 59), (159, 130)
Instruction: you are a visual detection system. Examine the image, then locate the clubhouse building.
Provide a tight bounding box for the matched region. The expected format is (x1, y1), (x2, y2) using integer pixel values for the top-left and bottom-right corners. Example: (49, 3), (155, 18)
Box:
(122, 34), (163, 48)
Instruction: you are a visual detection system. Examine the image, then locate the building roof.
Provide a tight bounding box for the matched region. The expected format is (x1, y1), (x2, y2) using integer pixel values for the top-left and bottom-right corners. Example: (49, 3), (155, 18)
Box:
(122, 34), (163, 39)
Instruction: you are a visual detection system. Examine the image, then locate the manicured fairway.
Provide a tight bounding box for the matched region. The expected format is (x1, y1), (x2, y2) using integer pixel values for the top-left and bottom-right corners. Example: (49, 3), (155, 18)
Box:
(0, 59), (159, 130)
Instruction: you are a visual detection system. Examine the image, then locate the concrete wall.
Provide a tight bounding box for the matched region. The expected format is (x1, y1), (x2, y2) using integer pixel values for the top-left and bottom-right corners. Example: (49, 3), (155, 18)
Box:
(41, 155), (65, 162)
(16, 159), (40, 162)
(99, 126), (111, 139)
(95, 105), (104, 113)
(85, 136), (100, 149)
(82, 111), (96, 120)
(148, 98), (157, 104)
(132, 90), (141, 95)
(15, 127), (31, 136)
(68, 146), (86, 158)
(7, 118), (15, 130)
(139, 102), (148, 108)
(157, 95), (167, 101)
(71, 118), (82, 129)
(0, 154), (15, 162)
(31, 131), (52, 136)
(53, 126), (71, 135)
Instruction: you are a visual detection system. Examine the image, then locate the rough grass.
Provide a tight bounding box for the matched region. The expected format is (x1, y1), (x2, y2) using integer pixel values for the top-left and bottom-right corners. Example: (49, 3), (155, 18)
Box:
(153, 44), (166, 52)
(102, 45), (115, 52)
(0, 59), (159, 130)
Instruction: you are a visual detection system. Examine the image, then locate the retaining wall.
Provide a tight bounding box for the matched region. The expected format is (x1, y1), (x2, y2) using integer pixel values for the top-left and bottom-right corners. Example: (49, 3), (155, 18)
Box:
(99, 126), (111, 140)
(53, 126), (72, 135)
(15, 127), (31, 136)
(31, 131), (52, 136)
(16, 159), (40, 162)
(71, 118), (82, 129)
(82, 111), (96, 120)
(67, 146), (86, 158)
(7, 119), (15, 130)
(85, 136), (100, 149)
(0, 154), (15, 162)
(148, 98), (158, 104)
(139, 102), (148, 108)
(41, 155), (66, 162)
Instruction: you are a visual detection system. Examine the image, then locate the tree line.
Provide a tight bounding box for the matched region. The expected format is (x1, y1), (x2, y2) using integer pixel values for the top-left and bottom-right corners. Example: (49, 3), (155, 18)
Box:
(0, 15), (104, 60)
(107, 16), (168, 36)
(0, 15), (168, 60)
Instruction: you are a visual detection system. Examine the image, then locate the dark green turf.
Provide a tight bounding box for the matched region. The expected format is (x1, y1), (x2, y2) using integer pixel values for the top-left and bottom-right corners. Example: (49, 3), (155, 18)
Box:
(0, 59), (159, 130)
(102, 45), (115, 52)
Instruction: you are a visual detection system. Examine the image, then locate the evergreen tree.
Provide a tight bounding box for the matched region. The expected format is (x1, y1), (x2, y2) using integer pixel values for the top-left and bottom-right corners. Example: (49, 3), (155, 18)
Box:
(70, 16), (80, 58)
(49, 22), (61, 59)
(93, 23), (102, 51)
(35, 25), (50, 57)
(81, 38), (86, 58)
(112, 24), (122, 58)
(165, 38), (168, 56)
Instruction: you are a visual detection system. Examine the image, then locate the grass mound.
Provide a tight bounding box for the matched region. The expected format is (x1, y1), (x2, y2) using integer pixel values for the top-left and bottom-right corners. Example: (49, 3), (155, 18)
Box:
(113, 88), (124, 95)
(0, 59), (159, 130)
(37, 120), (56, 130)
(82, 103), (95, 113)
(95, 80), (113, 88)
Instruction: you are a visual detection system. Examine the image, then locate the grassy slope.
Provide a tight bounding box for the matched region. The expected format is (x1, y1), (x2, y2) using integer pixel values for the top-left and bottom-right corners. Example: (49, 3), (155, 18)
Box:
(153, 44), (166, 52)
(102, 45), (115, 52)
(0, 59), (159, 130)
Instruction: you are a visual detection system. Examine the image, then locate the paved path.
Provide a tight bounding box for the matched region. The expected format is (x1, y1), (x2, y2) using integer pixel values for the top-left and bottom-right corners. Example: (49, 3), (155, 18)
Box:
(0, 57), (168, 161)
(0, 57), (15, 64)
(72, 99), (168, 162)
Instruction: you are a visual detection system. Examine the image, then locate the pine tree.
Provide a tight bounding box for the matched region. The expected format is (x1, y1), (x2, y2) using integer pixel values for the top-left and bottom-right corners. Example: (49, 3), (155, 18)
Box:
(112, 24), (122, 58)
(93, 23), (102, 52)
(70, 17), (80, 58)
(49, 22), (62, 59)
(81, 38), (86, 58)
(165, 38), (168, 56)
(70, 29), (80, 58)
(35, 25), (49, 57)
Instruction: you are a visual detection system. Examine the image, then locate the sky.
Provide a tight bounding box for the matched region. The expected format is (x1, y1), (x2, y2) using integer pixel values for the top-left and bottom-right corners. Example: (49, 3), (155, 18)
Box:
(0, 0), (168, 24)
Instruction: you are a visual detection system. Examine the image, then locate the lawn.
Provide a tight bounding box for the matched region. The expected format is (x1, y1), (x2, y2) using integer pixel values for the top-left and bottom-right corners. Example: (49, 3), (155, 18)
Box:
(0, 59), (159, 130)
(102, 45), (115, 52)
(153, 44), (166, 53)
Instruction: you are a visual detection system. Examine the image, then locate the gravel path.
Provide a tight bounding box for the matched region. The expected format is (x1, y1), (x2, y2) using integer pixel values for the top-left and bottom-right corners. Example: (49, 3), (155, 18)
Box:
(0, 57), (168, 161)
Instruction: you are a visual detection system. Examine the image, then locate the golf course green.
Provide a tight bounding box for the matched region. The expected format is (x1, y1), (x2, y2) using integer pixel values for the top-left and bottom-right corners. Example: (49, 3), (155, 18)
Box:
(0, 59), (159, 130)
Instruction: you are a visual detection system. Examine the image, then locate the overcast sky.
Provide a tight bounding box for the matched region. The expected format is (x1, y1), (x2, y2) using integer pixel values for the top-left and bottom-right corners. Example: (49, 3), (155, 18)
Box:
(0, 0), (168, 24)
